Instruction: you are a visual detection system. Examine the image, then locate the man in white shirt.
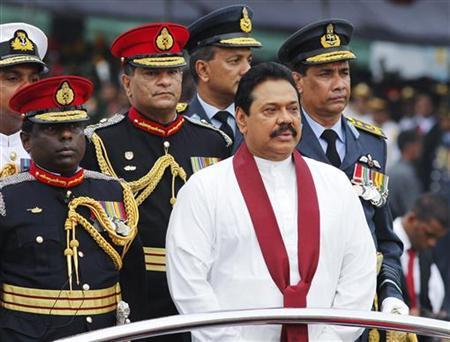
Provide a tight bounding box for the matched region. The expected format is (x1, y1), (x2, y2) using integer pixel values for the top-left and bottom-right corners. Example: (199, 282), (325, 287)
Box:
(0, 22), (47, 177)
(394, 193), (448, 318)
(166, 62), (377, 341)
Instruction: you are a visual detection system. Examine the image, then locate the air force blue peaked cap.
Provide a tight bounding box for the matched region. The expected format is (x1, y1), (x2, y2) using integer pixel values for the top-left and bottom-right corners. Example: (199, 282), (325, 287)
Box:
(186, 4), (262, 53)
(278, 18), (356, 67)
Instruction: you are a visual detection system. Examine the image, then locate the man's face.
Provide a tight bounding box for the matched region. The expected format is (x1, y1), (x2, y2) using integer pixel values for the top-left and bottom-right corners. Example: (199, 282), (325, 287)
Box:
(21, 122), (86, 176)
(410, 216), (447, 251)
(0, 64), (40, 123)
(237, 79), (301, 161)
(204, 47), (252, 101)
(295, 61), (351, 118)
(122, 67), (182, 117)
(414, 94), (434, 117)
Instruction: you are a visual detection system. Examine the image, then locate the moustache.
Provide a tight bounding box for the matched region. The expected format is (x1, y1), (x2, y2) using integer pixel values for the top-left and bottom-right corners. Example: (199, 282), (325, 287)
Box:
(270, 123), (298, 138)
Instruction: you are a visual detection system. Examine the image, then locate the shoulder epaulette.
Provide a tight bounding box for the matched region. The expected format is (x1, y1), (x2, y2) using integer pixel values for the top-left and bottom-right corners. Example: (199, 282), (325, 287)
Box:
(0, 172), (35, 216)
(176, 102), (188, 114)
(84, 170), (122, 182)
(184, 116), (233, 147)
(345, 116), (386, 138)
(84, 113), (126, 139)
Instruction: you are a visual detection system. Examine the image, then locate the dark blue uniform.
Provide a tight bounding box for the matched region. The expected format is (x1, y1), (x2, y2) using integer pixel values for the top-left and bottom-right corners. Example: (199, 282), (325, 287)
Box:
(81, 111), (231, 340)
(0, 170), (144, 341)
(297, 113), (404, 303)
(184, 96), (243, 153)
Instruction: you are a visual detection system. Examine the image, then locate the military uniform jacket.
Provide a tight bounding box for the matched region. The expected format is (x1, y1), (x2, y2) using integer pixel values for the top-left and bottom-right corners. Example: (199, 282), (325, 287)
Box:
(297, 112), (404, 303)
(185, 94), (243, 153)
(82, 109), (231, 321)
(0, 169), (144, 341)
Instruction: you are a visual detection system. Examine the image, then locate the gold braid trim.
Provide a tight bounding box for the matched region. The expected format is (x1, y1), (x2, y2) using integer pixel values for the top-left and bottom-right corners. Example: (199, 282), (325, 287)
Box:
(369, 253), (384, 342)
(0, 55), (42, 66)
(132, 56), (186, 67)
(63, 182), (138, 290)
(91, 133), (118, 177)
(386, 331), (418, 342)
(129, 153), (187, 206)
(219, 37), (262, 46)
(33, 110), (87, 122)
(91, 133), (186, 206)
(0, 163), (19, 178)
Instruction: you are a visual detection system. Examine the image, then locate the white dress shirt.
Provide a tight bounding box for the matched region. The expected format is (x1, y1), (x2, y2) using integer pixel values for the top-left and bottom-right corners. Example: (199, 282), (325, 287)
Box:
(166, 154), (377, 341)
(0, 131), (29, 171)
(393, 217), (445, 313)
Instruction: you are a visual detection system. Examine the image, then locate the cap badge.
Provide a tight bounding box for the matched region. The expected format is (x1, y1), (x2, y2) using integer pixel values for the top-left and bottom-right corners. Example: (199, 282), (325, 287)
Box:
(10, 30), (34, 52)
(320, 24), (341, 48)
(55, 81), (75, 106)
(240, 7), (252, 33)
(156, 27), (174, 51)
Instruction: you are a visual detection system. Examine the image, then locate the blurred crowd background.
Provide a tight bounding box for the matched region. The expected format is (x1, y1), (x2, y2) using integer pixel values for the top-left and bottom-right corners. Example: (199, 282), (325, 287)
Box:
(2, 0), (450, 323)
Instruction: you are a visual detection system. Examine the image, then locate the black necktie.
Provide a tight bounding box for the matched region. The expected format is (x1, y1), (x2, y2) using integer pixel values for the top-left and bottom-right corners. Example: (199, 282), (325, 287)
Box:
(321, 129), (341, 167)
(214, 111), (234, 142)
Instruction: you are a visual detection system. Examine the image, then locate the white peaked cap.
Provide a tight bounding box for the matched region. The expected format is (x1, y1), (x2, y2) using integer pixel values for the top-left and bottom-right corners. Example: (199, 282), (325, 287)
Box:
(0, 22), (48, 69)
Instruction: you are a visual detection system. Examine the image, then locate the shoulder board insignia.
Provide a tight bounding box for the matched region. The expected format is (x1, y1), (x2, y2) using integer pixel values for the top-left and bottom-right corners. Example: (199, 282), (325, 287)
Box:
(184, 116), (233, 147)
(0, 172), (35, 217)
(345, 116), (386, 138)
(84, 113), (126, 139)
(176, 102), (188, 114)
(84, 170), (121, 182)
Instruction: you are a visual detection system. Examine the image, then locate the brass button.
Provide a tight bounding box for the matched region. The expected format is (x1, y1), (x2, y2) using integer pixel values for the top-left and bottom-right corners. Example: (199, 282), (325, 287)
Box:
(86, 316), (93, 323)
(9, 151), (17, 161)
(78, 251), (84, 258)
(82, 283), (90, 291)
(35, 236), (44, 244)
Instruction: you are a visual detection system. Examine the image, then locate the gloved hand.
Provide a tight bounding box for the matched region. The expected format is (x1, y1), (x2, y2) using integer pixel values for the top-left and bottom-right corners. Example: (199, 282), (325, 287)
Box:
(381, 297), (409, 315)
(382, 298), (418, 342)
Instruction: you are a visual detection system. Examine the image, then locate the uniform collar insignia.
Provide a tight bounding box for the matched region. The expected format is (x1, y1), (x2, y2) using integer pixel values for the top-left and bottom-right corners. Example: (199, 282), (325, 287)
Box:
(29, 162), (84, 188)
(128, 107), (185, 137)
(358, 154), (381, 169)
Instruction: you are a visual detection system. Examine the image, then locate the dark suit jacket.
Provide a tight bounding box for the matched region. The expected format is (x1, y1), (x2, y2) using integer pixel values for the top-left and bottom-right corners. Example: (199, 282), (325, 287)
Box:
(297, 112), (404, 303)
(185, 94), (243, 154)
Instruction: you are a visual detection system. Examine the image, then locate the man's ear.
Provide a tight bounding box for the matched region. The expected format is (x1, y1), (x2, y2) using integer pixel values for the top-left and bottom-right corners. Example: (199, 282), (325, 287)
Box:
(292, 71), (304, 95)
(195, 60), (210, 83)
(20, 131), (31, 154)
(121, 74), (132, 98)
(404, 211), (417, 228)
(235, 106), (248, 135)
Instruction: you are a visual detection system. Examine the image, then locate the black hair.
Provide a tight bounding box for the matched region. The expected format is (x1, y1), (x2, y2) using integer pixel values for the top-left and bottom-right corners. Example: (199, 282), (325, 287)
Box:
(412, 193), (449, 229)
(188, 46), (216, 83)
(292, 62), (309, 76)
(123, 63), (136, 76)
(21, 118), (33, 133)
(234, 61), (299, 115)
(397, 129), (420, 152)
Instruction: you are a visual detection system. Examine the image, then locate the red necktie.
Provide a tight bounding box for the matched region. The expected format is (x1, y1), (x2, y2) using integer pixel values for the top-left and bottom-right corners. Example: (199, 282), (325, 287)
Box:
(406, 249), (417, 309)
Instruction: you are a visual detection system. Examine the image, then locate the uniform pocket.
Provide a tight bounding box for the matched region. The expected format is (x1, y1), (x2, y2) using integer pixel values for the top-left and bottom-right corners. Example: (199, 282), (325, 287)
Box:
(15, 225), (65, 274)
